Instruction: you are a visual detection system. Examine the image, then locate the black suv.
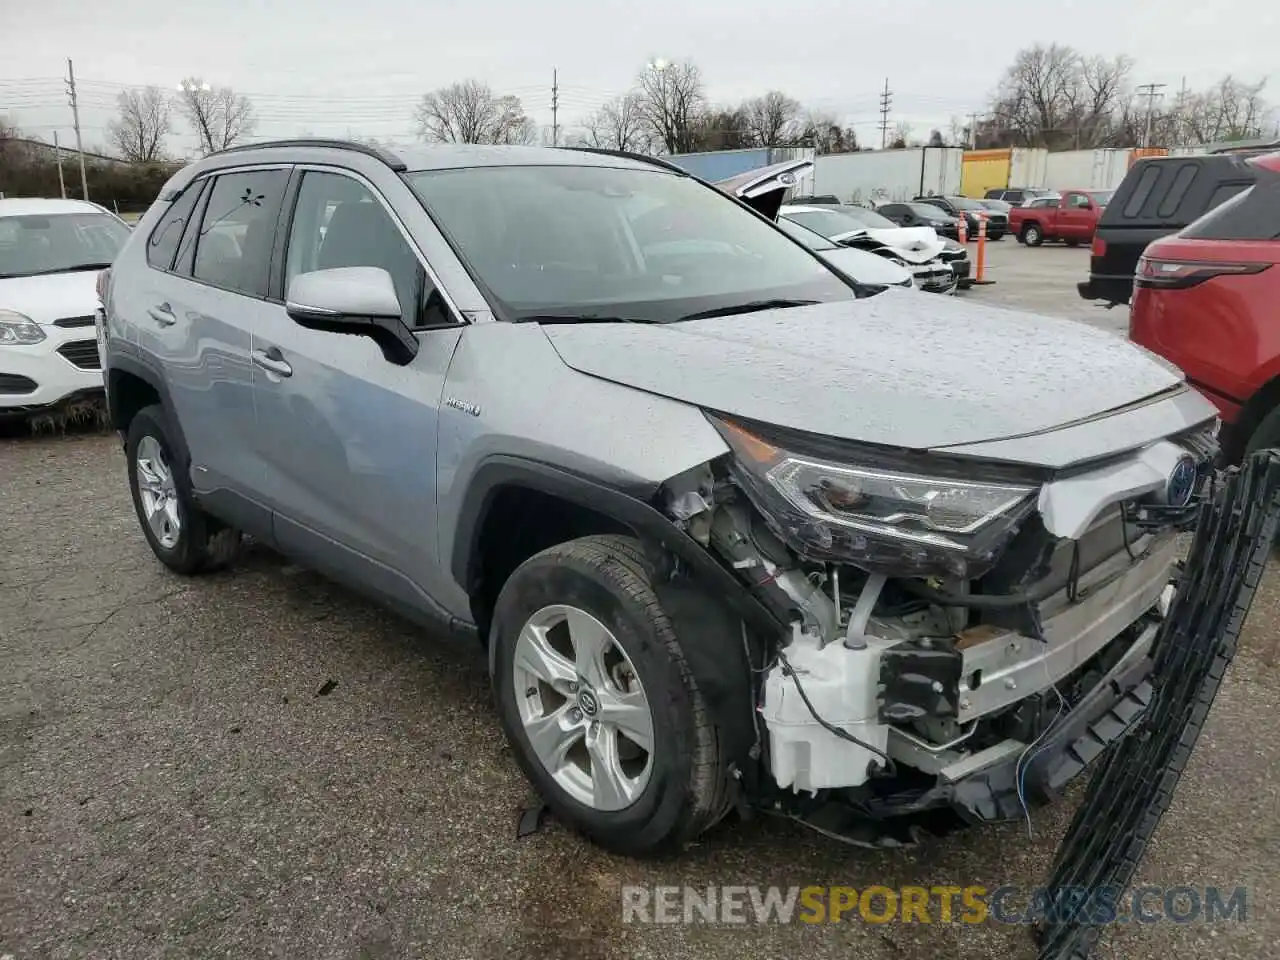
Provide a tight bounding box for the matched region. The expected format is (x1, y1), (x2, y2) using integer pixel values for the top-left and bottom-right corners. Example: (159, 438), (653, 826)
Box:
(1078, 153), (1260, 306)
(913, 195), (1006, 240)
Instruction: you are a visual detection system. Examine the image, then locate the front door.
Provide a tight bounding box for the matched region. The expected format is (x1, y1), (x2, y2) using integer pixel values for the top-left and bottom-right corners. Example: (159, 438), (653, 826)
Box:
(249, 168), (465, 616)
(1060, 192), (1094, 241)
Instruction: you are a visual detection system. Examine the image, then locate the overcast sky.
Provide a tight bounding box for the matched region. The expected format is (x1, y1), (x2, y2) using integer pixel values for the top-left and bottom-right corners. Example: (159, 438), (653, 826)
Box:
(1, 0), (1275, 157)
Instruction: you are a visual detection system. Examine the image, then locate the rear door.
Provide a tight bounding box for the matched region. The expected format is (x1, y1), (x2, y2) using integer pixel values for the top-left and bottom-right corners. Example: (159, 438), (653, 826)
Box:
(249, 166), (466, 615)
(128, 165), (290, 530)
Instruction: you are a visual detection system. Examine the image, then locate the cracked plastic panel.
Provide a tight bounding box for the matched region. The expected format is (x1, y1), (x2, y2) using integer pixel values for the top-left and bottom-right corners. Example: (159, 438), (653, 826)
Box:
(1034, 450), (1280, 960)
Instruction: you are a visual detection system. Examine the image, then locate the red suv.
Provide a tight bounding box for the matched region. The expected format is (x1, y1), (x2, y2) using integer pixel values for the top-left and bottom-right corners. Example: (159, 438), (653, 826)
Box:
(1128, 151), (1280, 462)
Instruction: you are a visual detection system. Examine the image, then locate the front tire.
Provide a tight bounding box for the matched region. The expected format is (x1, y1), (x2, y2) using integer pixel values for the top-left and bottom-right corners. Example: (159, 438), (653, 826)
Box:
(126, 404), (241, 575)
(491, 535), (728, 856)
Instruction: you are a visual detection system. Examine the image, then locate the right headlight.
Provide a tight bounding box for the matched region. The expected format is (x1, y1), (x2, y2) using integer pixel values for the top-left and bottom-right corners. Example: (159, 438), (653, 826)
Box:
(0, 310), (46, 345)
(711, 417), (1039, 579)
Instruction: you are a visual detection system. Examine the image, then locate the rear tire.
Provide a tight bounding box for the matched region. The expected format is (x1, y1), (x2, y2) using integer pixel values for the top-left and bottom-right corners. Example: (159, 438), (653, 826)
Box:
(491, 534), (729, 856)
(126, 404), (242, 575)
(1022, 223), (1044, 246)
(1065, 238), (1081, 247)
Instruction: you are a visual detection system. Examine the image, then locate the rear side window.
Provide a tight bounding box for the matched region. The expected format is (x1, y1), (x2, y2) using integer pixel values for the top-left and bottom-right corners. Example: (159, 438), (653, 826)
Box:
(1156, 165), (1198, 218)
(146, 182), (205, 270)
(1182, 174), (1280, 240)
(1122, 165), (1162, 217)
(191, 169), (289, 298)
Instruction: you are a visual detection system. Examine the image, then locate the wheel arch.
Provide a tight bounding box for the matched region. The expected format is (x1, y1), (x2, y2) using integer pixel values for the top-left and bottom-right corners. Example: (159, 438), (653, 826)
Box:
(106, 356), (190, 463)
(1226, 372), (1280, 463)
(449, 456), (783, 663)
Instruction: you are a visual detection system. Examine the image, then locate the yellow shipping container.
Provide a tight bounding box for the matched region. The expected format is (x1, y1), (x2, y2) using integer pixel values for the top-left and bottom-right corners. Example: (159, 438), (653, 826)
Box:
(960, 149), (1012, 198)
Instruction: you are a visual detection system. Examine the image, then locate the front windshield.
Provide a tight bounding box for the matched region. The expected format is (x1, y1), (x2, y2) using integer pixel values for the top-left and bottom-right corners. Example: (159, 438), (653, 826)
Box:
(908, 203), (951, 220)
(407, 165), (854, 322)
(830, 205), (898, 230)
(776, 216), (838, 251)
(784, 207), (886, 239)
(0, 212), (129, 279)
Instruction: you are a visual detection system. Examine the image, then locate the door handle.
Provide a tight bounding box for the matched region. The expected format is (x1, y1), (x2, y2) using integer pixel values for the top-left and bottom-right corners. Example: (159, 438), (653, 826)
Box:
(147, 303), (177, 326)
(251, 347), (292, 378)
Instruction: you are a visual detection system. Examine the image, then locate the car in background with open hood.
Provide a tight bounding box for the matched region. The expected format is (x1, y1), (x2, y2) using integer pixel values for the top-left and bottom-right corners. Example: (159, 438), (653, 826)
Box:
(781, 202), (969, 291)
(713, 160), (923, 291)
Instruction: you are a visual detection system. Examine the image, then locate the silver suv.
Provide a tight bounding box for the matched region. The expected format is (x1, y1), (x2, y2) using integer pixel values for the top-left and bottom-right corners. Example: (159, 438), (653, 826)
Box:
(99, 139), (1219, 856)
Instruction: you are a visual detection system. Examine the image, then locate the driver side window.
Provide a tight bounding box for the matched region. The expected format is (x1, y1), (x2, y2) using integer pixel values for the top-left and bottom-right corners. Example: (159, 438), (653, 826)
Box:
(284, 171), (454, 329)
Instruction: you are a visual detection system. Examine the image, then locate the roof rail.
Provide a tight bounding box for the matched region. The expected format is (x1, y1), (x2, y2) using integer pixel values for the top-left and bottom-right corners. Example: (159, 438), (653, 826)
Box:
(560, 146), (689, 175)
(210, 138), (407, 171)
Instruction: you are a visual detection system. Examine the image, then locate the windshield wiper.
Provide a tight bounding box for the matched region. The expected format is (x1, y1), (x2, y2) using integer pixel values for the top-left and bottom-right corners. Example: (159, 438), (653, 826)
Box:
(677, 299), (820, 322)
(4, 262), (115, 278)
(512, 313), (662, 325)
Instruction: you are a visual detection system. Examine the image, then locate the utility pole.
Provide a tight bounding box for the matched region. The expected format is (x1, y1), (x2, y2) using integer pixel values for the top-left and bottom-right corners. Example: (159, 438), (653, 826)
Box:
(551, 69), (559, 147)
(53, 130), (67, 199)
(878, 78), (893, 149)
(65, 58), (89, 200)
(1136, 82), (1167, 149)
(968, 112), (981, 149)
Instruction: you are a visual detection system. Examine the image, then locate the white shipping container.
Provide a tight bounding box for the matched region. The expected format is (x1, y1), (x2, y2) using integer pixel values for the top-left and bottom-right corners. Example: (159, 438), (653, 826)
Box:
(812, 148), (963, 204)
(1044, 149), (1134, 190)
(1008, 147), (1049, 188)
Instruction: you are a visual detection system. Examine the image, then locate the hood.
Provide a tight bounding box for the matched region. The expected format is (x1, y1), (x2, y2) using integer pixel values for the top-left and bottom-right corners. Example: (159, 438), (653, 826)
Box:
(835, 226), (945, 263)
(542, 296), (1182, 450)
(714, 158), (814, 221)
(0, 271), (101, 325)
(814, 246), (912, 286)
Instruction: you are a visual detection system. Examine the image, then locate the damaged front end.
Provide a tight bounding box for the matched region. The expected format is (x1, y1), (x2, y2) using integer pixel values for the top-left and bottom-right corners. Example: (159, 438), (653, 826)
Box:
(660, 411), (1227, 848)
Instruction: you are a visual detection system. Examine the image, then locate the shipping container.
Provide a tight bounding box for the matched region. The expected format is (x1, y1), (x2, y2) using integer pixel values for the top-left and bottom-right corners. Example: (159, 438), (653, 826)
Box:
(811, 147), (962, 204)
(1044, 149), (1137, 191)
(666, 147), (817, 193)
(959, 147), (1049, 196)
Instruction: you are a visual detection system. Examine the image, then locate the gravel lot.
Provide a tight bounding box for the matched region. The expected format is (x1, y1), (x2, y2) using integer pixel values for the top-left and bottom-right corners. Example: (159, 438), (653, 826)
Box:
(2, 241), (1277, 959)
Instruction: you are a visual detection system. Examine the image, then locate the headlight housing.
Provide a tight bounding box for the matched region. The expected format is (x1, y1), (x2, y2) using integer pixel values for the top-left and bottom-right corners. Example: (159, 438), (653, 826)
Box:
(711, 416), (1040, 579)
(0, 310), (46, 345)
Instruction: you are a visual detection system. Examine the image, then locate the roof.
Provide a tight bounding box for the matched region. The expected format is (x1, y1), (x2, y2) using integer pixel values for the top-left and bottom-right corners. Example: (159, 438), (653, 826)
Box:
(203, 138), (668, 175)
(396, 144), (664, 173)
(0, 197), (109, 217)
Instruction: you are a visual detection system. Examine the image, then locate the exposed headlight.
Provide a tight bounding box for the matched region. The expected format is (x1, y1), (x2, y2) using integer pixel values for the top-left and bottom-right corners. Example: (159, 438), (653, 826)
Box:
(711, 417), (1039, 578)
(0, 310), (46, 345)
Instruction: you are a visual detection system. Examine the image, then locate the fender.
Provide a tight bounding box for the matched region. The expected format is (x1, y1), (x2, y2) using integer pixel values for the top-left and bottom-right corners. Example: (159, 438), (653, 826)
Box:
(453, 455), (786, 653)
(105, 353), (191, 465)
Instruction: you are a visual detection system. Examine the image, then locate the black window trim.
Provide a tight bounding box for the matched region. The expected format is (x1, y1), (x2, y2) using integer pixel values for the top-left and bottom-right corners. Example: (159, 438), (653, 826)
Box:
(284, 162), (466, 327)
(147, 162), (294, 303)
(145, 177), (209, 273)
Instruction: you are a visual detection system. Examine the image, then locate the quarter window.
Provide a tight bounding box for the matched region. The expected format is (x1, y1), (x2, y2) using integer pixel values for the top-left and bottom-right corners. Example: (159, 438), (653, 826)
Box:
(146, 181), (205, 270)
(191, 169), (289, 298)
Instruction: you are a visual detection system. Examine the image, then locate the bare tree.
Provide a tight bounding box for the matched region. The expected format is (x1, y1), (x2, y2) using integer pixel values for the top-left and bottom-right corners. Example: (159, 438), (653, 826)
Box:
(742, 90), (802, 146)
(797, 110), (858, 154)
(579, 94), (650, 152)
(107, 87), (172, 163)
(414, 80), (536, 145)
(927, 128), (945, 147)
(175, 78), (256, 156)
(889, 121), (912, 149)
(634, 60), (706, 154)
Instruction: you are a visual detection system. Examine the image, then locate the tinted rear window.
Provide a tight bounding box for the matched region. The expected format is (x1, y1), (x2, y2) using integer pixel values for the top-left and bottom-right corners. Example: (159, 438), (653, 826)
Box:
(1182, 173), (1280, 240)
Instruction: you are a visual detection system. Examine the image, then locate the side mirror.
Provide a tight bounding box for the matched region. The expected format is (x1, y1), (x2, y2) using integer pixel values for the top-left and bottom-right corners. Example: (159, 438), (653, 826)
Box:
(286, 267), (418, 365)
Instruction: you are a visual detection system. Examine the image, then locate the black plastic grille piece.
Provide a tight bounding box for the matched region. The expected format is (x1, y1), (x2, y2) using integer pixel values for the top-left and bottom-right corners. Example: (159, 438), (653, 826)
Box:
(0, 373), (38, 394)
(52, 315), (96, 328)
(1034, 451), (1280, 959)
(56, 340), (101, 370)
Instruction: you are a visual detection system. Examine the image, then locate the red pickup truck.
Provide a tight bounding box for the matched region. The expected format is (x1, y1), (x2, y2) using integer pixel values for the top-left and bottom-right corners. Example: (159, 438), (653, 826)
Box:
(1009, 189), (1112, 246)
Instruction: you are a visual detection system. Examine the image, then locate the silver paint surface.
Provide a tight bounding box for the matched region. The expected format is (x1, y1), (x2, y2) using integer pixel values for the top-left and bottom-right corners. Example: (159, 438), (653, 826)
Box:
(544, 293), (1183, 450)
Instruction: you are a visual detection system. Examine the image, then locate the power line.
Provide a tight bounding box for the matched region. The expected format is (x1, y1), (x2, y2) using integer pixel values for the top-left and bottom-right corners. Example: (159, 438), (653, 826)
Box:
(1136, 82), (1167, 148)
(878, 78), (892, 149)
(64, 58), (89, 200)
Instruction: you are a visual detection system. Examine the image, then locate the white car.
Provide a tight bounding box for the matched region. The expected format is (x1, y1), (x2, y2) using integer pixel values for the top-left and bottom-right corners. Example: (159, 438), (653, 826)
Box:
(779, 204), (958, 293)
(0, 198), (131, 418)
(773, 216), (915, 288)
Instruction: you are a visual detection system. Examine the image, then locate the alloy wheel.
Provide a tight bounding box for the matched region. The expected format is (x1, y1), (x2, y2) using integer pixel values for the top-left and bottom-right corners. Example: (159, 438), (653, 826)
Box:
(512, 603), (655, 811)
(135, 435), (181, 549)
